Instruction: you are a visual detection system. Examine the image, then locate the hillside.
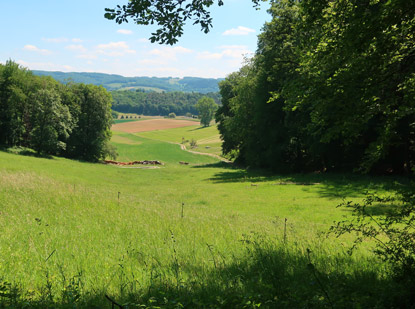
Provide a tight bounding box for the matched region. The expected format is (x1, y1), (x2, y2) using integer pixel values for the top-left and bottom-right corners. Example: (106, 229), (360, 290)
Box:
(33, 70), (223, 93)
(0, 122), (410, 307)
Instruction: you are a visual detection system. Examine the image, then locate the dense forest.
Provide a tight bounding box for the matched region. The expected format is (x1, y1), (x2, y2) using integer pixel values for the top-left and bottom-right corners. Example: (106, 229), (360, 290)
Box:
(33, 70), (223, 93)
(111, 90), (221, 116)
(216, 0), (415, 174)
(0, 61), (115, 161)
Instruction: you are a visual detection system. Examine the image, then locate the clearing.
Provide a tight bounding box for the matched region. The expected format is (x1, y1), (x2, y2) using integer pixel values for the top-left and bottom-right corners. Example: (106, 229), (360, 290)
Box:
(0, 122), (410, 308)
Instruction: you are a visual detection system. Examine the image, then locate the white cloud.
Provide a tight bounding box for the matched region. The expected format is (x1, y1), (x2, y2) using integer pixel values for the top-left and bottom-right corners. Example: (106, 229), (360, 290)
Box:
(222, 26), (256, 36)
(16, 60), (72, 71)
(197, 45), (252, 61)
(23, 45), (52, 55)
(42, 37), (83, 43)
(96, 41), (136, 57)
(117, 29), (133, 35)
(97, 41), (130, 50)
(197, 51), (223, 60)
(138, 59), (165, 66)
(148, 46), (193, 61)
(65, 44), (87, 53)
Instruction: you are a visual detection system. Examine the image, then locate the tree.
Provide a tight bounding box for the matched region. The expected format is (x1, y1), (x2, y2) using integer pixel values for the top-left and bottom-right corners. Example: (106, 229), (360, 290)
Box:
(196, 96), (217, 127)
(66, 84), (113, 161)
(215, 0), (415, 173)
(30, 88), (72, 155)
(105, 0), (263, 45)
(0, 61), (34, 146)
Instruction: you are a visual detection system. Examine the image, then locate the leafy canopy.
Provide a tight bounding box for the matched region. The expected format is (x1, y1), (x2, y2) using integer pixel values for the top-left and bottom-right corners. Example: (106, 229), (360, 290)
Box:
(105, 0), (264, 45)
(196, 96), (218, 127)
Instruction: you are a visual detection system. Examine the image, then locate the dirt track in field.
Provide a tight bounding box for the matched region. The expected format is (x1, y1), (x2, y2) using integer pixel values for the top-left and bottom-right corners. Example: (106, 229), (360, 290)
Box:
(112, 119), (199, 133)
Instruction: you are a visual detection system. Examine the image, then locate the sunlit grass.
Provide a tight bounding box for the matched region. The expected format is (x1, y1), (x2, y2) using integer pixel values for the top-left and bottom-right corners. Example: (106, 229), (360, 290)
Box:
(136, 124), (222, 156)
(0, 132), (409, 307)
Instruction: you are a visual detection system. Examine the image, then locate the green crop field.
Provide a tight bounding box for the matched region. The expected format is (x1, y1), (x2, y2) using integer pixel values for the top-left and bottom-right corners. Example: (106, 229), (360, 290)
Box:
(0, 128), (410, 308)
(137, 125), (223, 157)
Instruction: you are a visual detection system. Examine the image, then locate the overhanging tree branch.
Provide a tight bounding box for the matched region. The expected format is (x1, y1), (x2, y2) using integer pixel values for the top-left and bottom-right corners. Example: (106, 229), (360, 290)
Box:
(105, 0), (265, 45)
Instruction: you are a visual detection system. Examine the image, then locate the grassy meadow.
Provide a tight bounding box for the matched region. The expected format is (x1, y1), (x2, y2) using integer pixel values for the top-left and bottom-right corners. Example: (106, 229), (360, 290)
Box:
(137, 124), (222, 157)
(0, 124), (411, 307)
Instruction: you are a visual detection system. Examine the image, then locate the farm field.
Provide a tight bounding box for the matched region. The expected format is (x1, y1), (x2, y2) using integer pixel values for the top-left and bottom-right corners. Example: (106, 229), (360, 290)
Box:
(112, 118), (199, 133)
(136, 124), (223, 157)
(0, 124), (410, 307)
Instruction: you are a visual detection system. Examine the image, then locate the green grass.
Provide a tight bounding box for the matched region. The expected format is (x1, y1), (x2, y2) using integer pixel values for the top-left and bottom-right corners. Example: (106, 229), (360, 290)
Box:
(137, 125), (223, 157)
(0, 133), (411, 307)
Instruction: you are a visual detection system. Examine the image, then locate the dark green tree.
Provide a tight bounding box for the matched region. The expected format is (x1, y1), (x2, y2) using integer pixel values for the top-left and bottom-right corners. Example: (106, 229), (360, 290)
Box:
(0, 61), (34, 146)
(66, 84), (113, 161)
(196, 96), (218, 127)
(215, 0), (415, 173)
(29, 88), (72, 155)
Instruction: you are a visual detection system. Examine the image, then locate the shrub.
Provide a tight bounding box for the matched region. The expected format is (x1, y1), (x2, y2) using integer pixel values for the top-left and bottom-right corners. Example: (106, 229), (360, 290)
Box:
(330, 187), (415, 306)
(190, 139), (197, 148)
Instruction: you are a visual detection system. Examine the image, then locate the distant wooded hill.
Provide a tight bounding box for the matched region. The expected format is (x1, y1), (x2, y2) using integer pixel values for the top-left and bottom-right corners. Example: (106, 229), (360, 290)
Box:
(111, 91), (221, 116)
(33, 70), (223, 93)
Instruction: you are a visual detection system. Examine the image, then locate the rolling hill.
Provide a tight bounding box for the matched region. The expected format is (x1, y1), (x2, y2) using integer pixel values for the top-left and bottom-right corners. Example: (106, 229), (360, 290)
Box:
(33, 70), (223, 93)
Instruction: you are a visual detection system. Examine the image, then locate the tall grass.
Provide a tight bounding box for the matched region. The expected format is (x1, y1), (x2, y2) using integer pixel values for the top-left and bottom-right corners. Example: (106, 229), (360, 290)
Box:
(0, 130), (410, 307)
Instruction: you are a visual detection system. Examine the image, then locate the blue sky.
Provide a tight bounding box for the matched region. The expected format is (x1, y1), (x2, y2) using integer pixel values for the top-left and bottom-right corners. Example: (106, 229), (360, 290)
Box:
(0, 0), (271, 78)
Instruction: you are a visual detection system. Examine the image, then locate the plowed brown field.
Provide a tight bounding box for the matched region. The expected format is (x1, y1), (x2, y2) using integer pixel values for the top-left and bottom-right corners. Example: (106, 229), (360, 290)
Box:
(112, 119), (199, 133)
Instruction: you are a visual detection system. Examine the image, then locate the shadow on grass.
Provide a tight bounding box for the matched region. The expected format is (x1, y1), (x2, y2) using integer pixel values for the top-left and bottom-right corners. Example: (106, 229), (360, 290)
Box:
(192, 162), (411, 200)
(0, 146), (54, 159)
(2, 239), (412, 308)
(188, 126), (208, 131)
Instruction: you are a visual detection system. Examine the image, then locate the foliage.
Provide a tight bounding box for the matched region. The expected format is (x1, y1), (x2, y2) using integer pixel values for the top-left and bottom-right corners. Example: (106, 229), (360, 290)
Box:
(111, 90), (220, 116)
(0, 61), (115, 161)
(196, 96), (218, 127)
(189, 138), (197, 148)
(330, 188), (415, 306)
(105, 0), (263, 45)
(215, 0), (415, 174)
(30, 88), (72, 155)
(111, 110), (119, 119)
(65, 83), (113, 161)
(168, 112), (176, 118)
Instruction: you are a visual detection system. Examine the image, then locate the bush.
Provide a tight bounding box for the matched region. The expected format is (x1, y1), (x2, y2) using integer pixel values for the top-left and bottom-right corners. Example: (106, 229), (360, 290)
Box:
(111, 110), (119, 119)
(168, 112), (176, 118)
(190, 139), (197, 148)
(330, 187), (415, 306)
(102, 142), (118, 160)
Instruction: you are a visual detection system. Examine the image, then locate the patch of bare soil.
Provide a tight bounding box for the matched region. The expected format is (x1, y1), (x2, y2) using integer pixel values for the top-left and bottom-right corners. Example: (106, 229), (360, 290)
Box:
(112, 119), (199, 133)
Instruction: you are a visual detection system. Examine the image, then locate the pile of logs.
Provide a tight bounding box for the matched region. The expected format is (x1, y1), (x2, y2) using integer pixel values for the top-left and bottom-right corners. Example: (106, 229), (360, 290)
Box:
(103, 160), (163, 166)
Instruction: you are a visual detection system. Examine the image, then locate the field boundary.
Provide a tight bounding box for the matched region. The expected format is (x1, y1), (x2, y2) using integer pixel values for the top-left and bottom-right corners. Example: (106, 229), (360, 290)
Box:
(177, 143), (231, 163)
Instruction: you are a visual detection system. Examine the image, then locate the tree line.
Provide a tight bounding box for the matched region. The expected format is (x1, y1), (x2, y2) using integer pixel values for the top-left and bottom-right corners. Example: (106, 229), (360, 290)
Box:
(0, 60), (115, 161)
(111, 90), (221, 116)
(216, 0), (415, 174)
(33, 71), (223, 93)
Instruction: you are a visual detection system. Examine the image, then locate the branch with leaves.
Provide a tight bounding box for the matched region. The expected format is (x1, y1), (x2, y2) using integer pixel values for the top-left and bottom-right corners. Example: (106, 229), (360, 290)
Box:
(105, 0), (264, 45)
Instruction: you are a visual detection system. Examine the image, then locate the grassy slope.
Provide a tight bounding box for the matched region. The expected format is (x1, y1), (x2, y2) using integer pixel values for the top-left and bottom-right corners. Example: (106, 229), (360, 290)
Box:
(137, 124), (222, 156)
(0, 130), (409, 307)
